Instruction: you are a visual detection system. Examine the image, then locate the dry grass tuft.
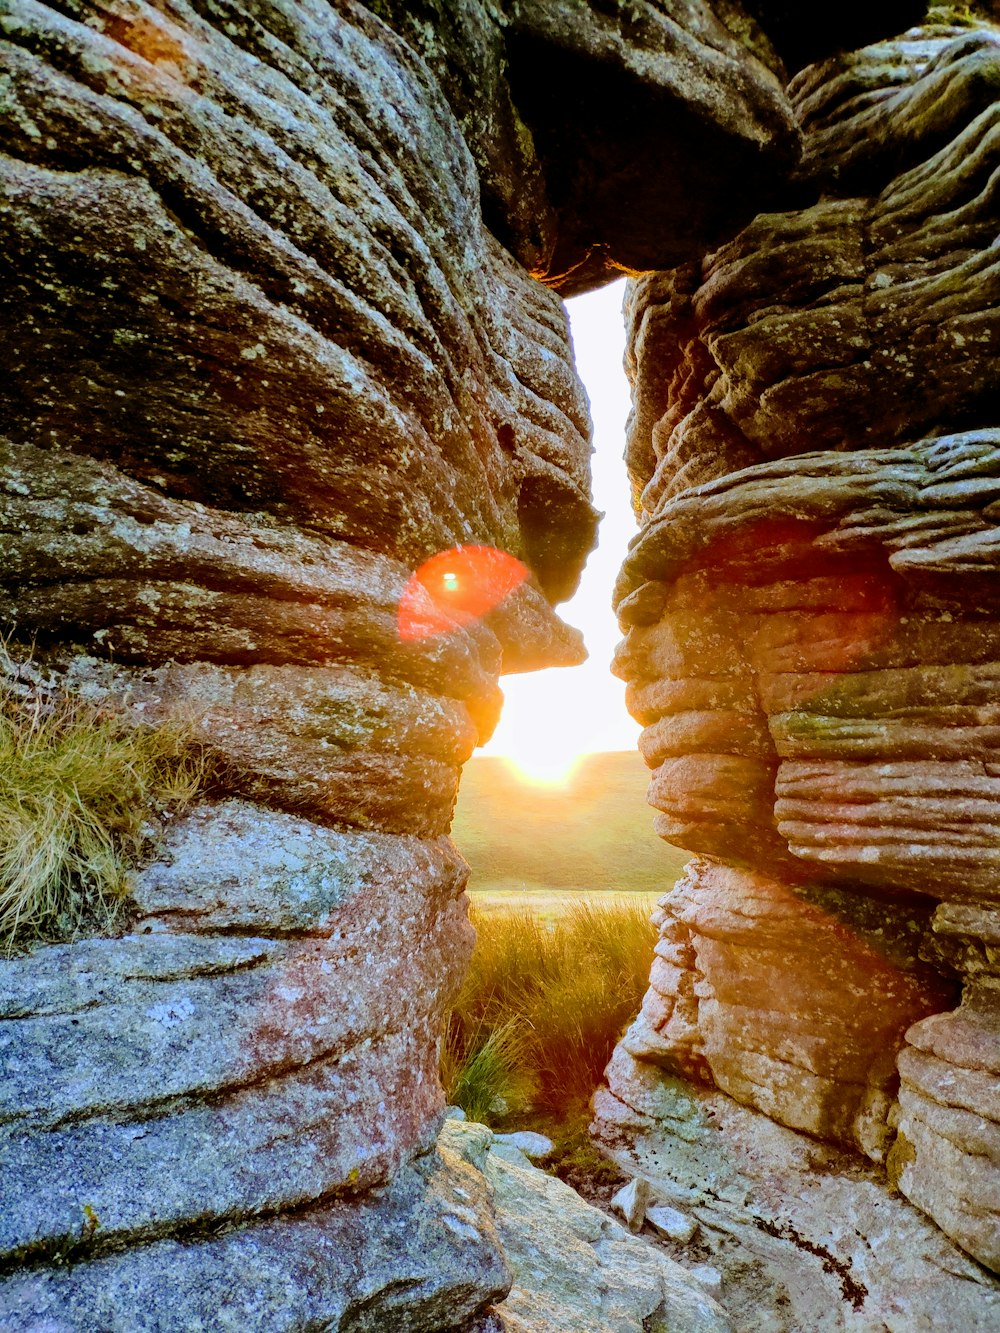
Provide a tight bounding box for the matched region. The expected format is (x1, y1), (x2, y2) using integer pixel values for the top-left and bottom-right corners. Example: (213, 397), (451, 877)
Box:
(442, 896), (656, 1127)
(0, 676), (205, 951)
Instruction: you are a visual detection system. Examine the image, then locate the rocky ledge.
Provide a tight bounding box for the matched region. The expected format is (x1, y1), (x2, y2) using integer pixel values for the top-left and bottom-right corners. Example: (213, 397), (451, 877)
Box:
(2, 0), (994, 1328)
(0, 1116), (732, 1333)
(600, 12), (1000, 1324)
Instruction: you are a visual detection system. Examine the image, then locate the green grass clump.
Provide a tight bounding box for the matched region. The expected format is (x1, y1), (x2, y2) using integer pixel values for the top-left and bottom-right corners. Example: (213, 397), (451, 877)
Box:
(440, 1016), (534, 1125)
(926, 3), (979, 23)
(442, 897), (656, 1129)
(0, 681), (204, 950)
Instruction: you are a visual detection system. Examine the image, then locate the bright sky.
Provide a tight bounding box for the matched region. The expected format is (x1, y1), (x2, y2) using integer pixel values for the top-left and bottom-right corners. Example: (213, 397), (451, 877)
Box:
(479, 279), (642, 782)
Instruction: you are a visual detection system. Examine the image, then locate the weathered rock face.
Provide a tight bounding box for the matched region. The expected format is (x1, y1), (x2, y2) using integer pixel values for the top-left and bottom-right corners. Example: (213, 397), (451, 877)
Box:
(444, 1118), (734, 1333)
(0, 0), (844, 1327)
(600, 11), (1000, 1317)
(596, 1054), (1000, 1332)
(367, 0), (802, 291)
(3, 0), (989, 1326)
(0, 0), (578, 1321)
(0, 1), (589, 1311)
(623, 861), (955, 1161)
(0, 1101), (514, 1333)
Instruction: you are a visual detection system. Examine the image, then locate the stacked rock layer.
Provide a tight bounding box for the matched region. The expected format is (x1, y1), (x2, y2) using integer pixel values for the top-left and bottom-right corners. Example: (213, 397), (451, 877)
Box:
(0, 0), (815, 1327)
(0, 1), (586, 1323)
(599, 11), (1000, 1302)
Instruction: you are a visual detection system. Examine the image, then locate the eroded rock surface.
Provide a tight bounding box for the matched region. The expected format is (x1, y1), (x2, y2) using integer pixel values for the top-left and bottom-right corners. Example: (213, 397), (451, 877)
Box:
(621, 860), (954, 1162)
(1, 0), (985, 1327)
(601, 9), (1000, 1316)
(0, 802), (472, 1269)
(368, 0), (802, 291)
(0, 0), (844, 1325)
(444, 1120), (734, 1333)
(596, 1053), (1000, 1332)
(0, 0), (586, 1307)
(0, 1117), (512, 1333)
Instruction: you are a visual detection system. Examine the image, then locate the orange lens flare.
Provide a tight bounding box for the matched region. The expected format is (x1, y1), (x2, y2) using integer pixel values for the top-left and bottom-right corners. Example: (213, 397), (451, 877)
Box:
(398, 545), (529, 641)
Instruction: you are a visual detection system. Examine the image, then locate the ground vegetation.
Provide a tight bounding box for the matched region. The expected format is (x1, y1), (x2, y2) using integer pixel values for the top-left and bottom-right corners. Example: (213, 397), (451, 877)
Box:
(0, 670), (204, 951)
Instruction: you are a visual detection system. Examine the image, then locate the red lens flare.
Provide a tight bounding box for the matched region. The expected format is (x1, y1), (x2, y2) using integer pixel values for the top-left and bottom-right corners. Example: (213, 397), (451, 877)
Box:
(398, 545), (529, 641)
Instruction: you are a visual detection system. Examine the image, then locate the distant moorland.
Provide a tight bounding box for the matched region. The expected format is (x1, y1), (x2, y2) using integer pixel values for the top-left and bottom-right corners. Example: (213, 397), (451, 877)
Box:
(452, 750), (689, 896)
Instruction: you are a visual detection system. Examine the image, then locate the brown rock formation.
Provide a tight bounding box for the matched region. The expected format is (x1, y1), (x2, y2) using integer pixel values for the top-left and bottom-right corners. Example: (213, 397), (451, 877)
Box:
(0, 1), (590, 1322)
(0, 1), (844, 1327)
(370, 0), (802, 290)
(627, 861), (953, 1160)
(2, 0), (989, 1326)
(600, 11), (1000, 1315)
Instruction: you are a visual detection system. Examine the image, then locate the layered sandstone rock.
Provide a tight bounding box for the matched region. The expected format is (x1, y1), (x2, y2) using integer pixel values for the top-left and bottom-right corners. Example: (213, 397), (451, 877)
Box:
(600, 8), (1000, 1311)
(368, 0), (802, 290)
(0, 0), (584, 1321)
(623, 860), (954, 1161)
(0, 0), (823, 1327)
(2, 0), (980, 1325)
(893, 901), (1000, 1273)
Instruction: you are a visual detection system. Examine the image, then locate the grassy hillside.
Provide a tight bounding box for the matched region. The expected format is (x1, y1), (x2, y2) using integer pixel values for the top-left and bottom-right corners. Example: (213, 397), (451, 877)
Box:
(452, 750), (689, 895)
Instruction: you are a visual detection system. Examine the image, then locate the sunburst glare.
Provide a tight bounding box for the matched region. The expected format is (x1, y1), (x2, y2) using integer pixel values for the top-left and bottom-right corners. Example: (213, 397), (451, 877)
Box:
(479, 279), (639, 780)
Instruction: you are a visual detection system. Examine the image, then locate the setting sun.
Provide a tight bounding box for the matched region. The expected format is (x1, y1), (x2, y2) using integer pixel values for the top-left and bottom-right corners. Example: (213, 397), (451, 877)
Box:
(503, 750), (581, 787)
(477, 282), (640, 779)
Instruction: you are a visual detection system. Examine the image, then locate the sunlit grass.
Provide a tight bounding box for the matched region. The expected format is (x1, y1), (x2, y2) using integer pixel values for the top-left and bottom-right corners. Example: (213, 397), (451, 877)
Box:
(442, 896), (656, 1126)
(471, 887), (660, 925)
(0, 678), (205, 951)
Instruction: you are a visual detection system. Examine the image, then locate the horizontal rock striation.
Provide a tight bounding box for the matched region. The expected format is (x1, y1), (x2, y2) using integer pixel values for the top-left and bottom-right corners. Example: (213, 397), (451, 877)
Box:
(0, 1112), (514, 1333)
(601, 11), (1000, 1304)
(0, 0), (855, 1327)
(1, 1), (971, 1326)
(0, 805), (468, 1251)
(893, 900), (1000, 1273)
(0, 0), (592, 1321)
(622, 860), (953, 1161)
(368, 0), (931, 294)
